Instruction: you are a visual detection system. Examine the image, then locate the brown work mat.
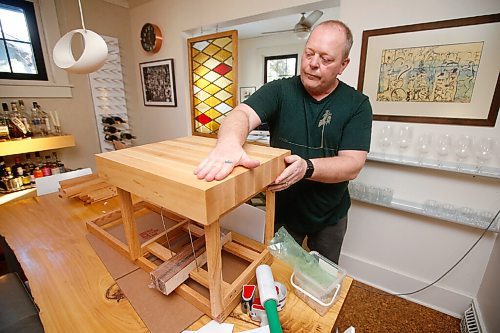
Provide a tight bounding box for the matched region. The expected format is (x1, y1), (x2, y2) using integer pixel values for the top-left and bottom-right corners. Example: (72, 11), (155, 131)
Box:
(86, 209), (204, 333)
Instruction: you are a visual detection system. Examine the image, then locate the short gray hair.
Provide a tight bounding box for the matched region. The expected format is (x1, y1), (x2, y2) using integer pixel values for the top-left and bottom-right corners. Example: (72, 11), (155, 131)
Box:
(313, 20), (353, 60)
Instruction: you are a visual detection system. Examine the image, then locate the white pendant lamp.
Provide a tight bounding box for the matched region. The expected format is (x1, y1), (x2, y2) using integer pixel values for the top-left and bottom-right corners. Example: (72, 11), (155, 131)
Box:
(53, 0), (108, 74)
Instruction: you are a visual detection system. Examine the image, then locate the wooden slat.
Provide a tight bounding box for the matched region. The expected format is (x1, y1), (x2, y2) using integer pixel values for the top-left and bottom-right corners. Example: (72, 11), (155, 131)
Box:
(145, 242), (176, 262)
(86, 222), (130, 258)
(205, 221), (223, 318)
(223, 241), (260, 262)
(265, 189), (275, 244)
(59, 173), (99, 189)
(230, 232), (265, 252)
(118, 189), (141, 260)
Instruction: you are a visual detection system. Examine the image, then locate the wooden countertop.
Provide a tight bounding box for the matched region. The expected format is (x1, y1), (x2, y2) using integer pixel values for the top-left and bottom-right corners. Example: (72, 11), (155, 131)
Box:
(0, 193), (351, 332)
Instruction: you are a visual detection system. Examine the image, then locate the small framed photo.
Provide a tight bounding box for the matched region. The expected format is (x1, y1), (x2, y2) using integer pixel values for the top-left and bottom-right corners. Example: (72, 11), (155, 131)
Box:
(240, 86), (256, 103)
(140, 58), (177, 107)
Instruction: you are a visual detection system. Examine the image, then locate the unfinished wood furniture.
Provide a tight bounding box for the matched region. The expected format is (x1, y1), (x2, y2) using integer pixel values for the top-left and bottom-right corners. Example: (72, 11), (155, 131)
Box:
(0, 192), (353, 332)
(88, 135), (290, 321)
(58, 173), (117, 204)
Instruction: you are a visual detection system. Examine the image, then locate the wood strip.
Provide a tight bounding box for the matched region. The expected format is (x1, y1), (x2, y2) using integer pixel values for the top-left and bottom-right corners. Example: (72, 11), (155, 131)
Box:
(230, 232), (265, 252)
(175, 284), (211, 316)
(150, 237), (206, 295)
(205, 221), (224, 318)
(136, 256), (157, 272)
(265, 189), (275, 244)
(58, 173), (98, 189)
(223, 249), (272, 306)
(223, 241), (260, 262)
(86, 222), (130, 258)
(146, 242), (176, 262)
(117, 189), (141, 260)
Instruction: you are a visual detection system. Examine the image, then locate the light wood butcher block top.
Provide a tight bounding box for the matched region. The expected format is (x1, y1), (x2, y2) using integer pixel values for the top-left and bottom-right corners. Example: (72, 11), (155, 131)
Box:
(96, 136), (289, 225)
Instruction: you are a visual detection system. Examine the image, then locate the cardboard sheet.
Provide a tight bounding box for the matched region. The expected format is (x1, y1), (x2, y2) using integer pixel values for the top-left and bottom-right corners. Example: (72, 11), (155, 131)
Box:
(86, 210), (204, 333)
(86, 207), (254, 333)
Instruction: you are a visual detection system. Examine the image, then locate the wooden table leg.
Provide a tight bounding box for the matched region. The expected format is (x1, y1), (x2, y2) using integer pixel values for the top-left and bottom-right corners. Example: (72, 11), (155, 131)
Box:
(117, 188), (141, 260)
(264, 189), (275, 244)
(204, 220), (223, 319)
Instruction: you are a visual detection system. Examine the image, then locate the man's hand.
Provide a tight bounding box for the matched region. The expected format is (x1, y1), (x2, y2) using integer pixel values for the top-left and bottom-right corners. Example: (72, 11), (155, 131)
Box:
(268, 155), (308, 192)
(194, 143), (260, 181)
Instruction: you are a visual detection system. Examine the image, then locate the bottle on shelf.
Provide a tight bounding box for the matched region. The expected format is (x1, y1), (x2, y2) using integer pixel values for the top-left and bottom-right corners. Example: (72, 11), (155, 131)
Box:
(0, 106), (10, 141)
(2, 102), (23, 139)
(17, 100), (33, 138)
(30, 104), (43, 137)
(52, 152), (65, 173)
(103, 125), (120, 133)
(10, 101), (30, 138)
(41, 155), (52, 177)
(113, 116), (127, 123)
(104, 134), (120, 142)
(101, 116), (116, 125)
(33, 102), (51, 136)
(120, 132), (136, 140)
(0, 158), (7, 191)
(24, 153), (37, 185)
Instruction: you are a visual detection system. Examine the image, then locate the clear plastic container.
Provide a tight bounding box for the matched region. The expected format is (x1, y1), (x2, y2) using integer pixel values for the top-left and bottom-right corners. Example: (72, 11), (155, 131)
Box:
(290, 251), (346, 316)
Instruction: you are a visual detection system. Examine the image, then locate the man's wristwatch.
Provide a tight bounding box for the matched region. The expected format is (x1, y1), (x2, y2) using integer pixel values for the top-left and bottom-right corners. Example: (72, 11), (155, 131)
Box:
(303, 159), (314, 179)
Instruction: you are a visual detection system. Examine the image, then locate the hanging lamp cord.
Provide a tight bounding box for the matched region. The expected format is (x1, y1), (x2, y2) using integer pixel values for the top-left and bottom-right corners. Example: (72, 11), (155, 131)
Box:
(77, 0), (86, 31)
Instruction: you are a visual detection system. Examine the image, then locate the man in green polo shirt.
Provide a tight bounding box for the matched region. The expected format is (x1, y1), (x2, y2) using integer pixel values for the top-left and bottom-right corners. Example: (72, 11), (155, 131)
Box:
(195, 20), (372, 264)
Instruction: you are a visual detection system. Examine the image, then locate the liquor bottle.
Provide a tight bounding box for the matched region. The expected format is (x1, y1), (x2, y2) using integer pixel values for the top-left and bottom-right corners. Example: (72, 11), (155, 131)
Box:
(41, 155), (52, 176)
(33, 102), (51, 136)
(50, 153), (60, 175)
(52, 152), (65, 173)
(24, 153), (37, 185)
(103, 125), (120, 133)
(0, 158), (6, 191)
(120, 132), (136, 140)
(10, 101), (29, 138)
(113, 116), (127, 123)
(0, 109), (10, 140)
(2, 103), (23, 139)
(30, 105), (43, 137)
(12, 156), (23, 177)
(101, 116), (116, 125)
(104, 134), (120, 141)
(17, 100), (33, 137)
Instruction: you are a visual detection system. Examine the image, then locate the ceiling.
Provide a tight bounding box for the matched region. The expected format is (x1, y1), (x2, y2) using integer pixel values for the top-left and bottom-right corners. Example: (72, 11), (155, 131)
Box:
(106, 0), (340, 40)
(220, 6), (340, 40)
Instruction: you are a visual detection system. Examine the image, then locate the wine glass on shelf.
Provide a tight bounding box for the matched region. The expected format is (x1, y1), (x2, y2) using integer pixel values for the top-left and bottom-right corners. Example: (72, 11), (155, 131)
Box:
(473, 137), (496, 173)
(434, 134), (452, 168)
(454, 135), (472, 171)
(377, 125), (393, 159)
(416, 133), (432, 165)
(396, 126), (412, 162)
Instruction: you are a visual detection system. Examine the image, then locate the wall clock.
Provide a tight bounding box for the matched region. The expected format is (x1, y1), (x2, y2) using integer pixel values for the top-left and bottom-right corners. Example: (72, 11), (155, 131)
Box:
(140, 23), (162, 53)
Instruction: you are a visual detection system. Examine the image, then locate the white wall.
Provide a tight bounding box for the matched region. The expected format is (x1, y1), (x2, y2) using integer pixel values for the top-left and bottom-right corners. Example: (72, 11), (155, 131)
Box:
(338, 0), (500, 321)
(128, 0), (335, 146)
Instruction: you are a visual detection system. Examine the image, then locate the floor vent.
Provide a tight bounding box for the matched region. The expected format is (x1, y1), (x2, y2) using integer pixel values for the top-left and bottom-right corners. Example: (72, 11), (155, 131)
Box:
(460, 303), (482, 333)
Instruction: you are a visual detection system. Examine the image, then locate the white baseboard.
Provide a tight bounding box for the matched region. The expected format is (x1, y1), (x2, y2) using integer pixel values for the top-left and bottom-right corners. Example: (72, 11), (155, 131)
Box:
(472, 298), (487, 333)
(339, 252), (472, 318)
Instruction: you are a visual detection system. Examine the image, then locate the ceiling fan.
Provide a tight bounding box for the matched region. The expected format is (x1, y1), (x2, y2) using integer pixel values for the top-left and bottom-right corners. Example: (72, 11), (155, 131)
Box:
(261, 10), (324, 38)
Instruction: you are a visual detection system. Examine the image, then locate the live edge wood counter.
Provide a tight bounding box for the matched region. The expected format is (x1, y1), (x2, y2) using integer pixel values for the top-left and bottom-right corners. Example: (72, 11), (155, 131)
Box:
(0, 193), (352, 333)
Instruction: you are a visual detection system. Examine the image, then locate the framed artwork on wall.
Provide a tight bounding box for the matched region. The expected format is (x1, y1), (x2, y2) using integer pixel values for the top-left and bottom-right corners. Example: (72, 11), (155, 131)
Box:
(240, 86), (256, 103)
(140, 58), (177, 107)
(187, 30), (238, 137)
(358, 14), (499, 126)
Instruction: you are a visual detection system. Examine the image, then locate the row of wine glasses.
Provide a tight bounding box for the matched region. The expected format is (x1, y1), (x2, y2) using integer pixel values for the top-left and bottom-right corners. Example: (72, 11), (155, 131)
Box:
(376, 125), (497, 172)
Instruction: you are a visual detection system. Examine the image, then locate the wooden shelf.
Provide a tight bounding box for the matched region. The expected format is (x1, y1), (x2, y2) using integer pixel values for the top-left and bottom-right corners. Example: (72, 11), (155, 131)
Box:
(0, 135), (75, 156)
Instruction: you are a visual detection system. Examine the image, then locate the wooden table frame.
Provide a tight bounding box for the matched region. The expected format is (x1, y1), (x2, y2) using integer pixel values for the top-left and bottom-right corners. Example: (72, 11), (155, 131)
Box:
(91, 136), (289, 321)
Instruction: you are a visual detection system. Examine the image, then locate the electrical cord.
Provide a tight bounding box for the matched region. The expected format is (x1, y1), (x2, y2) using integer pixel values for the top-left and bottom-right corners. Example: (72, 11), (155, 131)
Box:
(351, 208), (500, 297)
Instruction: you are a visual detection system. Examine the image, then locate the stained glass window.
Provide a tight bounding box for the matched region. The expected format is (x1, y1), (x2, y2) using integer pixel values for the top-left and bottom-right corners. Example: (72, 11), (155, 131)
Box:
(188, 30), (238, 136)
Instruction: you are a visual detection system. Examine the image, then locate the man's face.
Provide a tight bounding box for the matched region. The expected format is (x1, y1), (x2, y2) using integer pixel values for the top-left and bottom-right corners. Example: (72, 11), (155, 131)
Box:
(300, 25), (350, 97)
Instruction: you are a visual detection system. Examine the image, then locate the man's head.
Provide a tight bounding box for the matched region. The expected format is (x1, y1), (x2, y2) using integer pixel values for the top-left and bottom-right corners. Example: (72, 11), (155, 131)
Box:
(300, 20), (353, 99)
